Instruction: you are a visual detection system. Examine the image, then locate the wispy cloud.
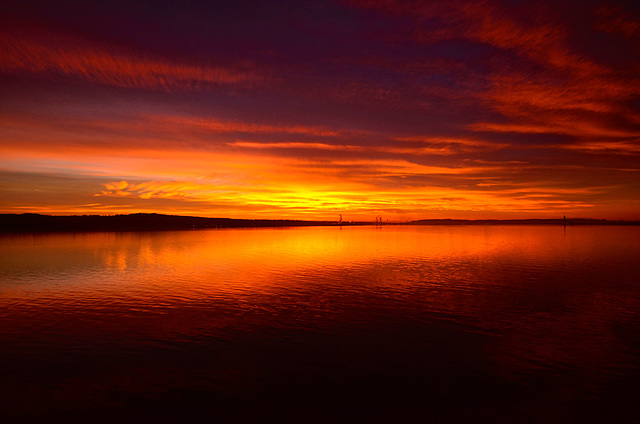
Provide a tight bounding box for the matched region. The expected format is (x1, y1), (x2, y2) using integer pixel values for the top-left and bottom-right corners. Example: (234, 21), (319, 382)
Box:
(0, 28), (260, 90)
(346, 0), (640, 156)
(158, 116), (344, 137)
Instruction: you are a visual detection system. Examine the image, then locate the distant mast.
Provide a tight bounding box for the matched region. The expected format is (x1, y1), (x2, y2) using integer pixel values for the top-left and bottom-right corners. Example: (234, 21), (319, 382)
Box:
(564, 215), (566, 227)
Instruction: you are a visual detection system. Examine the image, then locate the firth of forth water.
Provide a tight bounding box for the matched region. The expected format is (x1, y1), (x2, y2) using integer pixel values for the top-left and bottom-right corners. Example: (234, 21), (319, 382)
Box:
(1, 226), (639, 423)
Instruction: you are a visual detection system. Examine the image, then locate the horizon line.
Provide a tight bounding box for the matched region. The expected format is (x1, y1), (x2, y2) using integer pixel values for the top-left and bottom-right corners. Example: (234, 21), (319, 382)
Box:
(1, 213), (639, 230)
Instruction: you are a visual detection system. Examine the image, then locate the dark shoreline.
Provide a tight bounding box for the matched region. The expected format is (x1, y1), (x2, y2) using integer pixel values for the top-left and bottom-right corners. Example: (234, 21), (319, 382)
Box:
(1, 213), (639, 233)
(0, 213), (354, 233)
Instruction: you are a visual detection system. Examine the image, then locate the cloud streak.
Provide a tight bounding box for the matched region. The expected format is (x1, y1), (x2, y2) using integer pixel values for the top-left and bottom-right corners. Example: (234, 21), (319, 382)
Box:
(0, 28), (260, 90)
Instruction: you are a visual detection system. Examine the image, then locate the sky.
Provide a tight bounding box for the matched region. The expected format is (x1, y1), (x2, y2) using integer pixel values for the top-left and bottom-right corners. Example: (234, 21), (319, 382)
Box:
(1, 0), (639, 221)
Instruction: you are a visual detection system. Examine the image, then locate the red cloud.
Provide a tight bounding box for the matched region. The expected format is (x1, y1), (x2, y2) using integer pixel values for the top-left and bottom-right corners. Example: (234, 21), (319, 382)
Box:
(0, 28), (260, 90)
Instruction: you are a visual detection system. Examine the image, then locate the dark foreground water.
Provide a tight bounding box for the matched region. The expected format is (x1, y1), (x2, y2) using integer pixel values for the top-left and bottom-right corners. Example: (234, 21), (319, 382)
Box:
(1, 225), (639, 423)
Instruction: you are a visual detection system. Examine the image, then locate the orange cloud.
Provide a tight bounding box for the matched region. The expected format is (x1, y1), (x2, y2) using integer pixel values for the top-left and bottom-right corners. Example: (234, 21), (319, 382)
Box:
(229, 141), (474, 156)
(561, 141), (640, 155)
(157, 116), (344, 137)
(230, 141), (365, 151)
(0, 110), (357, 155)
(469, 121), (640, 140)
(94, 175), (599, 220)
(395, 136), (508, 153)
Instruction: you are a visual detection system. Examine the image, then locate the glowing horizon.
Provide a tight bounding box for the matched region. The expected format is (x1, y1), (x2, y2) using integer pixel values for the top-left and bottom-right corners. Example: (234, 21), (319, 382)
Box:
(1, 1), (639, 221)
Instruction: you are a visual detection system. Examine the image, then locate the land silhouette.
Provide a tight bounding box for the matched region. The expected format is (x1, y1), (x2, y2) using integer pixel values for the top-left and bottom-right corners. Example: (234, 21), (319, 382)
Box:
(0, 213), (638, 233)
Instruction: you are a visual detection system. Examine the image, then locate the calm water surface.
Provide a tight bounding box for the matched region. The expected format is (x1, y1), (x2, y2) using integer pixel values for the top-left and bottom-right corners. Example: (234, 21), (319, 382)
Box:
(1, 226), (639, 423)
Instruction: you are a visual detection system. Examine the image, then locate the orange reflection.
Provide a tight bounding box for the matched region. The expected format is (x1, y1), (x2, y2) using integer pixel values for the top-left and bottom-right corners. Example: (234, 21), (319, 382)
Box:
(2, 225), (637, 303)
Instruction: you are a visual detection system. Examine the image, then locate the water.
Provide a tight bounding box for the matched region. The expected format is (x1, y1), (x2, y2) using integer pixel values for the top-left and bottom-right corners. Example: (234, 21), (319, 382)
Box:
(1, 225), (639, 423)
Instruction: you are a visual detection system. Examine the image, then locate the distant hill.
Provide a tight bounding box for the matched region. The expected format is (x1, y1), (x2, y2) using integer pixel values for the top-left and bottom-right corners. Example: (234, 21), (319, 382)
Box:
(0, 213), (347, 233)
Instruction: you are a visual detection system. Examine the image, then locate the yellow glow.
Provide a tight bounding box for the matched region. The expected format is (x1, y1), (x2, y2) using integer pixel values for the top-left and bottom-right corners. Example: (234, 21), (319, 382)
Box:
(0, 104), (635, 220)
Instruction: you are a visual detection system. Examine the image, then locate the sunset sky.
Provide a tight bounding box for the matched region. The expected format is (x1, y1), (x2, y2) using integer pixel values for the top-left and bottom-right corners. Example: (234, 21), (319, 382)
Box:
(1, 0), (639, 221)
